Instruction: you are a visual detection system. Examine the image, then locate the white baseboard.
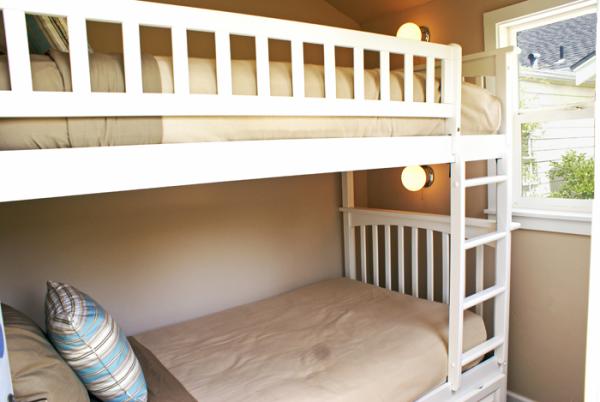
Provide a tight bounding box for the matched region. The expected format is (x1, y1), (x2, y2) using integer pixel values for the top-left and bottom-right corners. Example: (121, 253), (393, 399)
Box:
(507, 390), (536, 402)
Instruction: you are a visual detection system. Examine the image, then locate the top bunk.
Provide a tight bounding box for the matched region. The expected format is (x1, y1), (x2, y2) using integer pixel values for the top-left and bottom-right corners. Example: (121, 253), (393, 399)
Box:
(0, 0), (518, 202)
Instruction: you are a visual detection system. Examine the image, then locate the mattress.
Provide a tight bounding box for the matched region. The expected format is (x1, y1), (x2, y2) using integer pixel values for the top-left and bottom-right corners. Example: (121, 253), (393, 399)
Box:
(0, 52), (502, 150)
(133, 278), (487, 402)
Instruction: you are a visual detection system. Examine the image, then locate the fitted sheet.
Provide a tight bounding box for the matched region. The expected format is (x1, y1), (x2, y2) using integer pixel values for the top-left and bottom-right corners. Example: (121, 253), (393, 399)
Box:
(134, 278), (487, 402)
(0, 53), (501, 149)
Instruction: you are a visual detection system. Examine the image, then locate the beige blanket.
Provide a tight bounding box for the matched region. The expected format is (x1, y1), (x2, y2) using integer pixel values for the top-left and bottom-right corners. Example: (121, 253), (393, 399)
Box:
(134, 278), (486, 402)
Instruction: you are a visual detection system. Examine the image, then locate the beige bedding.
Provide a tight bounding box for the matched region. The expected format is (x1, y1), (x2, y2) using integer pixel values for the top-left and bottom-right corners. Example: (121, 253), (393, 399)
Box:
(0, 52), (501, 149)
(134, 278), (487, 402)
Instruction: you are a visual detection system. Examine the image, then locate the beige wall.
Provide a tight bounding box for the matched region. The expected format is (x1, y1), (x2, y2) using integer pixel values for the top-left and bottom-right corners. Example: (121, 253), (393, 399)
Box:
(0, 174), (343, 335)
(361, 1), (591, 401)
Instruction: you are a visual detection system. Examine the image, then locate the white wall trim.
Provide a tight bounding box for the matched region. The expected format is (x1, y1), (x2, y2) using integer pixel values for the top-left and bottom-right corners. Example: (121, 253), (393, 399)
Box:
(486, 208), (591, 235)
(507, 390), (537, 402)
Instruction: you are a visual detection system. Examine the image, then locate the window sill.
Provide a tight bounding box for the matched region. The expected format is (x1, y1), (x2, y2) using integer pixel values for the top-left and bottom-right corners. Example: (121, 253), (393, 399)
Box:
(485, 208), (591, 236)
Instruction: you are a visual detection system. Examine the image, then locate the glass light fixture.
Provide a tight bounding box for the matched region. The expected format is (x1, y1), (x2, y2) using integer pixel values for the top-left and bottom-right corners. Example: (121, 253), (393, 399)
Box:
(401, 165), (434, 191)
(396, 22), (423, 41)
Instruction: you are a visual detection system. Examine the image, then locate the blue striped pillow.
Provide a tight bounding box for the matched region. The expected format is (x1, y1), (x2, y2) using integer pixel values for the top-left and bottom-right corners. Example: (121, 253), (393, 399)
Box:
(45, 281), (148, 402)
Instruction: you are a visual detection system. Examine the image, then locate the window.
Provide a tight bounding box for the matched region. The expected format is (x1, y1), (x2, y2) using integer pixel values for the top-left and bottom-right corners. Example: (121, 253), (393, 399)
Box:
(484, 0), (596, 235)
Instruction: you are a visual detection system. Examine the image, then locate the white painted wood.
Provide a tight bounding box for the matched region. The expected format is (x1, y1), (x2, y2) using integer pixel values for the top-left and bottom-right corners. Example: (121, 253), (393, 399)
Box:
(475, 245), (485, 316)
(404, 53), (414, 103)
(353, 48), (364, 100)
(171, 26), (190, 95)
(463, 285), (506, 311)
(67, 16), (92, 94)
(411, 227), (419, 297)
(2, 8), (32, 92)
(255, 35), (270, 97)
(442, 233), (450, 304)
(215, 31), (232, 96)
(0, 307), (13, 402)
(462, 336), (505, 367)
(379, 51), (390, 102)
(342, 172), (356, 280)
(426, 229), (434, 301)
(398, 226), (405, 293)
(122, 21), (143, 94)
(372, 225), (379, 287)
(324, 43), (336, 100)
(291, 40), (304, 98)
(464, 231), (507, 250)
(384, 225), (392, 290)
(360, 225), (367, 283)
(448, 158), (466, 391)
(426, 56), (435, 103)
(465, 175), (508, 188)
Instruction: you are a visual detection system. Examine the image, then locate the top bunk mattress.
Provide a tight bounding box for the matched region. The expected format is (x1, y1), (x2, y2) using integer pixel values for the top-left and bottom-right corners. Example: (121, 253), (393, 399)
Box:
(0, 52), (502, 150)
(133, 278), (487, 402)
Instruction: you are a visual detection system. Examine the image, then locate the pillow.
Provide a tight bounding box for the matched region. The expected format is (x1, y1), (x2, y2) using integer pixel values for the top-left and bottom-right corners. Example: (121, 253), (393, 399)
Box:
(1, 303), (89, 402)
(45, 281), (148, 402)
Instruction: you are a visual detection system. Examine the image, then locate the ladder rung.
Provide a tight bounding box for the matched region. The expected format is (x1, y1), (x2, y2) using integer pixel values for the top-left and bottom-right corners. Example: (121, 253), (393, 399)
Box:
(464, 231), (507, 250)
(462, 336), (504, 367)
(465, 175), (508, 188)
(463, 285), (506, 310)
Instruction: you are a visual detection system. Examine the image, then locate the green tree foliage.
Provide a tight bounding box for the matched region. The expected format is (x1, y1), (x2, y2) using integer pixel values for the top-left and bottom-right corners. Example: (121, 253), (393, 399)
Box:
(548, 150), (594, 199)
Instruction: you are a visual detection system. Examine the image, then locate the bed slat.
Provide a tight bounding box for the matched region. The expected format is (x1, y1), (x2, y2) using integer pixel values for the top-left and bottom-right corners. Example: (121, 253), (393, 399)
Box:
(291, 40), (305, 98)
(67, 16), (92, 94)
(3, 9), (32, 92)
(360, 226), (367, 283)
(171, 26), (190, 95)
(122, 21), (143, 94)
(426, 229), (434, 301)
(411, 227), (419, 297)
(426, 56), (435, 103)
(353, 48), (364, 100)
(379, 51), (390, 102)
(215, 31), (232, 96)
(404, 53), (414, 103)
(324, 43), (336, 100)
(384, 225), (392, 290)
(372, 225), (379, 287)
(442, 232), (450, 304)
(398, 226), (405, 293)
(255, 35), (270, 97)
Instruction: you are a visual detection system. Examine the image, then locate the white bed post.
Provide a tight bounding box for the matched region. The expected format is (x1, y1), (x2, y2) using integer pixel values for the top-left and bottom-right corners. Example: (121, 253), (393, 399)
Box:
(342, 172), (356, 280)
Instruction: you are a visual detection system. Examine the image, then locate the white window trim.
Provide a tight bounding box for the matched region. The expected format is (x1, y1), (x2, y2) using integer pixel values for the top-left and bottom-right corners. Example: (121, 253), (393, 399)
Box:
(484, 0), (596, 235)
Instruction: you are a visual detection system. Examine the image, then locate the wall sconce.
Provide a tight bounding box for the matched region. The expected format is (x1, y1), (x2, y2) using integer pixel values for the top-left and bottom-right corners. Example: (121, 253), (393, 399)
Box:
(401, 165), (434, 191)
(396, 22), (431, 42)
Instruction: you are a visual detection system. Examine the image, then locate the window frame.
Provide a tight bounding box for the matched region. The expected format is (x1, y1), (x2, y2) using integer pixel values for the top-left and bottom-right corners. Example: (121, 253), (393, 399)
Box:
(484, 0), (596, 235)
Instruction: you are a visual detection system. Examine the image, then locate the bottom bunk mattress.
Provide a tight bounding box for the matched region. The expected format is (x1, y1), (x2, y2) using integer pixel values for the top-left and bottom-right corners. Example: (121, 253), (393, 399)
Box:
(0, 52), (502, 149)
(132, 278), (487, 402)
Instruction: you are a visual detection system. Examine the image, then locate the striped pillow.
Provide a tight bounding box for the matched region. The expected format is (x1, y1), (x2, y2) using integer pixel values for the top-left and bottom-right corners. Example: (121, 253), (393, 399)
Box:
(45, 281), (148, 402)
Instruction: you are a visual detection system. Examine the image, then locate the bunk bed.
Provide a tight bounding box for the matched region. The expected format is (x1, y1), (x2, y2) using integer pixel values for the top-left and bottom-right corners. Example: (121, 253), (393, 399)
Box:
(0, 0), (519, 401)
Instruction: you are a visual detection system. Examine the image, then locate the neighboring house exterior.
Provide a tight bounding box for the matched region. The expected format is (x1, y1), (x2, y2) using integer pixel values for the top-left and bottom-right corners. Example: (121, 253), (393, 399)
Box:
(517, 12), (596, 198)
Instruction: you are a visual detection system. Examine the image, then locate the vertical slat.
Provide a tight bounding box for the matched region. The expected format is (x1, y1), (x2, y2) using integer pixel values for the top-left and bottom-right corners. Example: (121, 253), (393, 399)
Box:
(442, 232), (450, 304)
(426, 56), (435, 103)
(384, 225), (392, 290)
(215, 31), (232, 96)
(372, 225), (379, 287)
(353, 47), (364, 100)
(122, 21), (143, 94)
(379, 51), (390, 101)
(341, 172), (356, 280)
(443, 44), (462, 147)
(255, 35), (270, 97)
(476, 245), (485, 316)
(3, 9), (32, 92)
(411, 227), (419, 298)
(171, 26), (190, 95)
(426, 229), (434, 301)
(324, 43), (336, 100)
(291, 40), (304, 98)
(360, 226), (367, 283)
(404, 53), (414, 102)
(67, 15), (91, 94)
(448, 158), (466, 391)
(398, 226), (405, 293)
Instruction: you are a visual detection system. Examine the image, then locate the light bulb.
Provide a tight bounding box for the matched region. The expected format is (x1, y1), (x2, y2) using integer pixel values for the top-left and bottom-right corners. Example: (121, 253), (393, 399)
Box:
(396, 22), (422, 41)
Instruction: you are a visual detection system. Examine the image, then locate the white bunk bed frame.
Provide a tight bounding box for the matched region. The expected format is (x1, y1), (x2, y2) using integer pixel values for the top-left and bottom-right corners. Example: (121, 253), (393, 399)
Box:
(0, 0), (518, 401)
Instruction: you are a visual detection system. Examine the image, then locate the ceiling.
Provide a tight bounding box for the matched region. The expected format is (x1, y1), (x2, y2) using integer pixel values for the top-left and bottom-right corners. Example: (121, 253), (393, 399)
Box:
(325, 0), (434, 24)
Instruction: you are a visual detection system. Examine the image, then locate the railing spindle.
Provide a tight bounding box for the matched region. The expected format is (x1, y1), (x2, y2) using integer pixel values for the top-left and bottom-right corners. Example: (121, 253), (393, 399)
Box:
(442, 232), (450, 304)
(122, 21), (143, 94)
(215, 31), (232, 96)
(372, 225), (379, 286)
(171, 26), (190, 95)
(384, 225), (392, 290)
(360, 226), (367, 283)
(426, 56), (435, 103)
(379, 51), (390, 101)
(398, 226), (405, 293)
(255, 35), (270, 97)
(3, 9), (32, 92)
(404, 53), (414, 102)
(412, 227), (419, 297)
(353, 47), (364, 100)
(324, 43), (336, 99)
(291, 40), (304, 98)
(426, 229), (434, 301)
